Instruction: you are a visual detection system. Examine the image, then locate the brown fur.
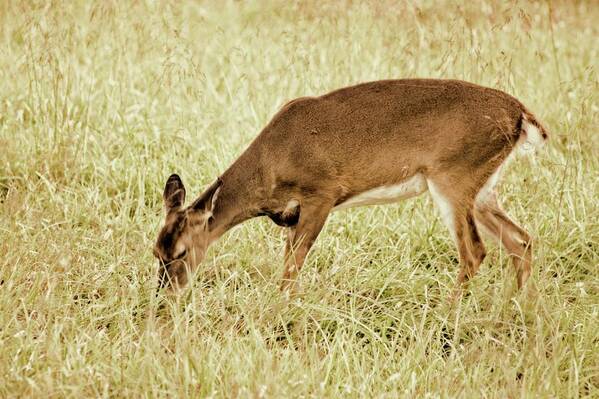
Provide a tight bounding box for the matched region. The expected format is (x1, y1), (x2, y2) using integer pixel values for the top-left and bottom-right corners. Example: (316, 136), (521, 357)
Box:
(153, 79), (548, 295)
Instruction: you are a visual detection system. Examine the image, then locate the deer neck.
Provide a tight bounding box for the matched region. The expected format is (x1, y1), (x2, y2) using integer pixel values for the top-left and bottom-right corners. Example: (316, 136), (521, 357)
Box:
(207, 155), (266, 240)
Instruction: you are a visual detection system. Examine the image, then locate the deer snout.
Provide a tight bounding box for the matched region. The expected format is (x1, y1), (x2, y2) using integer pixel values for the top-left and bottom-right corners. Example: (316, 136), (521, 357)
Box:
(156, 261), (190, 294)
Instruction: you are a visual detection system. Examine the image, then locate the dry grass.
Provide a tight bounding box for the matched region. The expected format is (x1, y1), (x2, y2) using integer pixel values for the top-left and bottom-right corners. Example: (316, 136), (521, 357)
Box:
(0, 1), (597, 397)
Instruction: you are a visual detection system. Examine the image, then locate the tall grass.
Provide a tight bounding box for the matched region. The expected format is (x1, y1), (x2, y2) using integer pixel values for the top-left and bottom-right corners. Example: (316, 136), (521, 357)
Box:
(0, 1), (597, 397)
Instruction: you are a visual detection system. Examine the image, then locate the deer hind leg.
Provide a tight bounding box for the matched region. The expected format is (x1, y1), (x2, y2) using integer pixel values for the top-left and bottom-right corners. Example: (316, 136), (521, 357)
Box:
(280, 200), (333, 292)
(427, 179), (487, 291)
(474, 190), (532, 289)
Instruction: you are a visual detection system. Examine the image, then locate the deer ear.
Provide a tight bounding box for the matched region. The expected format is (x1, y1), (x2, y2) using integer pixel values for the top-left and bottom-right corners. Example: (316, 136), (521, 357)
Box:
(191, 178), (223, 216)
(163, 174), (186, 214)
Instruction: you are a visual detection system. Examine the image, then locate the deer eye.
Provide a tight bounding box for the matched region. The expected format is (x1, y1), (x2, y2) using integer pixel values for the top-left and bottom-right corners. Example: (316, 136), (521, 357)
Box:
(173, 249), (187, 260)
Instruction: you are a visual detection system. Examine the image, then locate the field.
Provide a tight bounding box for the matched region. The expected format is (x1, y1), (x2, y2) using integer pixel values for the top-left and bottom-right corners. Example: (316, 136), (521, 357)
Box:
(1, 1), (598, 397)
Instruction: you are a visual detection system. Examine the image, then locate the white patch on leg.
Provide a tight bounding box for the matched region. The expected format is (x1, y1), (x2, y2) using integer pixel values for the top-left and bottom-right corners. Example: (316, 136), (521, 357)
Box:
(511, 232), (528, 248)
(476, 166), (502, 204)
(284, 199), (299, 214)
(474, 217), (496, 243)
(427, 180), (456, 241)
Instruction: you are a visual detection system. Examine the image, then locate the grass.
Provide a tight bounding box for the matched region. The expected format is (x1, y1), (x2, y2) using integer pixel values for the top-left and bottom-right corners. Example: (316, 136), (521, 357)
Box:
(0, 0), (597, 397)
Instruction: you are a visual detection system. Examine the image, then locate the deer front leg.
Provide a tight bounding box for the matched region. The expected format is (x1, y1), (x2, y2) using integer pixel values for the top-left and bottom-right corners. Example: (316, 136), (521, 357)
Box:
(280, 200), (332, 292)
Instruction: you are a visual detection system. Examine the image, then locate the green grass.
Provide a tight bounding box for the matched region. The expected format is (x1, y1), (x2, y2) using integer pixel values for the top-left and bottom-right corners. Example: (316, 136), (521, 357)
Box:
(1, 1), (597, 397)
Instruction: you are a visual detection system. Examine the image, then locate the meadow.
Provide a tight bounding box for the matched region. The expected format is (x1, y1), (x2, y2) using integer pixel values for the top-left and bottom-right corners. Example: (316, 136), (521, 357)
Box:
(0, 1), (597, 397)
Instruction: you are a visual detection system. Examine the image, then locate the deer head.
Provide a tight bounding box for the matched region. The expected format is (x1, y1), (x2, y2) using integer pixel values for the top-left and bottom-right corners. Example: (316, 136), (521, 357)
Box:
(153, 174), (221, 292)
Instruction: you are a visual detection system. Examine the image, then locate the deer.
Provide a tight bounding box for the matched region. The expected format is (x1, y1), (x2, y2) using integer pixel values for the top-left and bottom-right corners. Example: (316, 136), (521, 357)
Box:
(153, 79), (549, 298)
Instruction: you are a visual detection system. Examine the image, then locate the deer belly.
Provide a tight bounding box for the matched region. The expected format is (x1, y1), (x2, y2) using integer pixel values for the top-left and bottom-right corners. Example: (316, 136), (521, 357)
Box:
(333, 173), (428, 211)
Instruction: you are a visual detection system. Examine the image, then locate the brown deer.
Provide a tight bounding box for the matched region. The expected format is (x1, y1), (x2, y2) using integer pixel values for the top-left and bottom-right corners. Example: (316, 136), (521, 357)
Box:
(153, 79), (548, 296)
